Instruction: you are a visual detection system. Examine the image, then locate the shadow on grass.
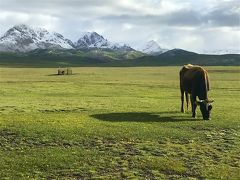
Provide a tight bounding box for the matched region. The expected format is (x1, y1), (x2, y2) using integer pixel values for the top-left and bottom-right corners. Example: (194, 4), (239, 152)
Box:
(91, 111), (201, 123)
(47, 73), (79, 76)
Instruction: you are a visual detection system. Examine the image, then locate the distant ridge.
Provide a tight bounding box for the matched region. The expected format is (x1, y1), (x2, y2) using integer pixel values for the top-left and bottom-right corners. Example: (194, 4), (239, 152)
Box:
(0, 48), (239, 67)
(160, 48), (198, 56)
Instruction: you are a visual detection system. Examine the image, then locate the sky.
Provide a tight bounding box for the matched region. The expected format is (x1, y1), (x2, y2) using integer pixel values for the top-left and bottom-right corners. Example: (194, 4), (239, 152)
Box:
(0, 0), (239, 53)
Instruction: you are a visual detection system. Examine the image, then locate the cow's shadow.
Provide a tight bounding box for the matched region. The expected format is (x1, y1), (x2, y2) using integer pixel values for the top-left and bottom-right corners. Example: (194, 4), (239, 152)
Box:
(91, 111), (201, 123)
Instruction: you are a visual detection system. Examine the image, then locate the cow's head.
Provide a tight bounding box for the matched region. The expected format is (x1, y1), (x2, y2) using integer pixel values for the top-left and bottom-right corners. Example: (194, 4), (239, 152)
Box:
(196, 99), (214, 120)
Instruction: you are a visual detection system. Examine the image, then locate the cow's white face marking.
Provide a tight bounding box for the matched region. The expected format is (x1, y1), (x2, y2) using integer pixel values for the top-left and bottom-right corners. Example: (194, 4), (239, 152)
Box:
(206, 103), (213, 111)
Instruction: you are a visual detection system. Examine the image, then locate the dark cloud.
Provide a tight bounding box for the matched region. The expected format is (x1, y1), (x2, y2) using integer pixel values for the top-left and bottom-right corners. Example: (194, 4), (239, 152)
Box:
(205, 7), (240, 27)
(101, 7), (239, 28)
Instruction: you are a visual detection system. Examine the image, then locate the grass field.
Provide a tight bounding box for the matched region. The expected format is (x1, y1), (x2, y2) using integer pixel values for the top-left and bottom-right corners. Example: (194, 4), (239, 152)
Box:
(0, 66), (239, 179)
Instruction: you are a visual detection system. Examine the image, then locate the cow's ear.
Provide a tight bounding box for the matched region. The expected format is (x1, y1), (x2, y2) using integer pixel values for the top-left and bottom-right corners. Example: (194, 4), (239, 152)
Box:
(195, 101), (200, 106)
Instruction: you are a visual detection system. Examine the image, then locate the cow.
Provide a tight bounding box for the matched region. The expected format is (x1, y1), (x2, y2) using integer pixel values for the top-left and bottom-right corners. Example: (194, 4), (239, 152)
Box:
(180, 64), (214, 120)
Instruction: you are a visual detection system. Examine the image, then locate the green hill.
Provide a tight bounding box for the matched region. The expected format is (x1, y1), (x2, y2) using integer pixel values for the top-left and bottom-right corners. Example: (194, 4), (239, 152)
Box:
(115, 49), (240, 66)
(0, 49), (239, 67)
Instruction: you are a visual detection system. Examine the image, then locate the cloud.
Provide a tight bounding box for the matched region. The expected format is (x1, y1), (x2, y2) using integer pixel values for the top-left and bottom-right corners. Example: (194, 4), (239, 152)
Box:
(204, 5), (240, 27)
(0, 0), (239, 53)
(0, 11), (59, 33)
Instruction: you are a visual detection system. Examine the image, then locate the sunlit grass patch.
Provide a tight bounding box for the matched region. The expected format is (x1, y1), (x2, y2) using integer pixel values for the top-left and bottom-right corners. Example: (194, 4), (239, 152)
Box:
(0, 66), (239, 179)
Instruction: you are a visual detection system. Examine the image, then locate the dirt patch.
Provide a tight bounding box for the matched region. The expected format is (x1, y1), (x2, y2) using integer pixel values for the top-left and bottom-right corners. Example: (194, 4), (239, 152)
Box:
(1, 128), (239, 179)
(0, 106), (25, 113)
(0, 129), (18, 137)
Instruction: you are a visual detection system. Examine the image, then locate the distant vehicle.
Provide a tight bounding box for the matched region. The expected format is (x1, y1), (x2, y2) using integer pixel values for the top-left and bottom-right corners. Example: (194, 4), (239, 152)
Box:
(180, 64), (214, 120)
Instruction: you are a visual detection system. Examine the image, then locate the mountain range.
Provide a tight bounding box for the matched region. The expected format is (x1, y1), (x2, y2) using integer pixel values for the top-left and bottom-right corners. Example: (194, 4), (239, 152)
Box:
(0, 24), (136, 53)
(0, 24), (239, 67)
(1, 24), (239, 55)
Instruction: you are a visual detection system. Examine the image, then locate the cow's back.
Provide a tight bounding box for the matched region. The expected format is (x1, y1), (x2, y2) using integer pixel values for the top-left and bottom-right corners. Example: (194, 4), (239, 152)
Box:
(180, 64), (209, 94)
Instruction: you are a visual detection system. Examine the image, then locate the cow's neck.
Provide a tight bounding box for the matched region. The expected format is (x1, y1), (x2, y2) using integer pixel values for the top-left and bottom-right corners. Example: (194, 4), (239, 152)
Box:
(198, 91), (207, 100)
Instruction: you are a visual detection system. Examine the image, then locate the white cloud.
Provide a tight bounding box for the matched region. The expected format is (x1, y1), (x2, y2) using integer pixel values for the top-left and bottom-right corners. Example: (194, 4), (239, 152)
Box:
(0, 0), (239, 53)
(0, 11), (59, 34)
(122, 23), (135, 31)
(0, 11), (29, 21)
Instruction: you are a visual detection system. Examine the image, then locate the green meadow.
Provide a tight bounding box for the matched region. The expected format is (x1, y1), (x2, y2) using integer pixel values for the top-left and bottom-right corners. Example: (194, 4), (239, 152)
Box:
(0, 66), (239, 179)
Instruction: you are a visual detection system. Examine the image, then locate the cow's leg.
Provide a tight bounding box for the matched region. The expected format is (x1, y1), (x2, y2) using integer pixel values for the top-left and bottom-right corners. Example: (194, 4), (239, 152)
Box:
(191, 94), (197, 118)
(185, 92), (189, 110)
(181, 90), (184, 113)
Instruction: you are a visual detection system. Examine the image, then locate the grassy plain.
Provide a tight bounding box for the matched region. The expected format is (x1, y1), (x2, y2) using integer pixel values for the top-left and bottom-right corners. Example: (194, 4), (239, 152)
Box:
(0, 66), (239, 179)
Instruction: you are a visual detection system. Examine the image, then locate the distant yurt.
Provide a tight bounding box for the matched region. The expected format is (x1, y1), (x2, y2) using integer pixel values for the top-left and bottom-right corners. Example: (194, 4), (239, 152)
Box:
(67, 67), (72, 75)
(58, 67), (72, 75)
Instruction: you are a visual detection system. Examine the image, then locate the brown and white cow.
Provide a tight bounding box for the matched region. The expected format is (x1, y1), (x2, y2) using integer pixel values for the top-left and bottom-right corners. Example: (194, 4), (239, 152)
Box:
(180, 64), (214, 120)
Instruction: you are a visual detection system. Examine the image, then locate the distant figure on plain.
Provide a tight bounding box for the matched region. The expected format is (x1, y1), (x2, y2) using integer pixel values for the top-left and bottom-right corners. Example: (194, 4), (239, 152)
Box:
(180, 64), (214, 120)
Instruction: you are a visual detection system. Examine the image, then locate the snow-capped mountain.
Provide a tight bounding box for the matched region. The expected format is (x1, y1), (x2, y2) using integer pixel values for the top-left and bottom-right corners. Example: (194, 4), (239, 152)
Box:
(139, 40), (168, 55)
(0, 25), (134, 52)
(75, 32), (109, 48)
(75, 32), (134, 51)
(0, 24), (74, 52)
